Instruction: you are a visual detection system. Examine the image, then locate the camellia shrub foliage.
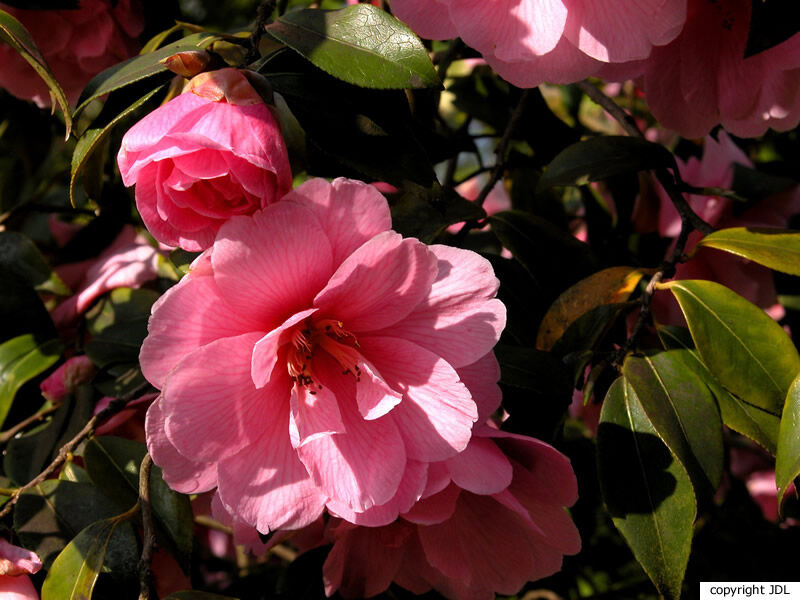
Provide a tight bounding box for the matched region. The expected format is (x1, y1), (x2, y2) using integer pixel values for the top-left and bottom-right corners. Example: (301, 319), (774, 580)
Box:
(1, 0), (800, 599)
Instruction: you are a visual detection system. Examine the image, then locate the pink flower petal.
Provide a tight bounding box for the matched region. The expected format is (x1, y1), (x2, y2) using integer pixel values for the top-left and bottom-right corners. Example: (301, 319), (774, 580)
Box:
(456, 353), (502, 424)
(212, 203), (334, 329)
(145, 398), (217, 494)
(390, 0), (458, 40)
(216, 402), (328, 532)
(289, 382), (346, 448)
(161, 333), (278, 462)
(284, 177), (392, 268)
(0, 540), (41, 576)
(444, 435), (513, 494)
(355, 358), (403, 420)
(360, 336), (477, 461)
(251, 308), (317, 389)
(141, 272), (265, 388)
(313, 231), (438, 333)
(380, 244), (505, 368)
(0, 574), (39, 600)
(402, 483), (461, 525)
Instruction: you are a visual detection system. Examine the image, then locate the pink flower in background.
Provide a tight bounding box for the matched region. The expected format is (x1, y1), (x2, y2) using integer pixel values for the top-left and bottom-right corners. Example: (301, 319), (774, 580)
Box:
(94, 392), (157, 443)
(323, 427), (580, 600)
(652, 132), (800, 325)
(0, 539), (41, 599)
(446, 179), (511, 235)
(40, 355), (95, 403)
(0, 0), (143, 107)
(143, 177), (506, 533)
(118, 68), (292, 251)
(51, 225), (161, 328)
(391, 0), (686, 87)
(632, 0), (800, 138)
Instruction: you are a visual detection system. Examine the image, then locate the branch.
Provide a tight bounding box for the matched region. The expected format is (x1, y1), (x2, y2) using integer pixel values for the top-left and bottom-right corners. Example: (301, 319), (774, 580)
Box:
(0, 404), (60, 444)
(0, 381), (151, 519)
(453, 89), (531, 242)
(138, 453), (156, 600)
(246, 0), (277, 63)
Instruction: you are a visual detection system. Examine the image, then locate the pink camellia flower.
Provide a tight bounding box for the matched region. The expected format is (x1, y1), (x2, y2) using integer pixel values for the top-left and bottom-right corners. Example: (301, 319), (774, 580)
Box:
(117, 68), (292, 252)
(0, 539), (42, 599)
(40, 355), (95, 403)
(0, 0), (143, 107)
(142, 177), (506, 533)
(322, 426), (580, 600)
(391, 0), (686, 87)
(51, 225), (161, 328)
(628, 0), (800, 138)
(652, 132), (800, 324)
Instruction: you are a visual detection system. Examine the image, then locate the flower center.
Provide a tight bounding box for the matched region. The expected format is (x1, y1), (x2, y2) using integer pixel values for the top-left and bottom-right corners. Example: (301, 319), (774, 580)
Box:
(287, 318), (361, 393)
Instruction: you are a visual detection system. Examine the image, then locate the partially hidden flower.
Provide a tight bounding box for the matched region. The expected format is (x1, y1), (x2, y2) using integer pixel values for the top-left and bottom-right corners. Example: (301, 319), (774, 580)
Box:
(143, 177), (506, 532)
(391, 0), (686, 88)
(117, 68), (292, 252)
(322, 427), (581, 600)
(51, 225), (161, 328)
(40, 355), (95, 403)
(651, 131), (800, 324)
(628, 0), (800, 137)
(0, 0), (143, 107)
(0, 539), (41, 599)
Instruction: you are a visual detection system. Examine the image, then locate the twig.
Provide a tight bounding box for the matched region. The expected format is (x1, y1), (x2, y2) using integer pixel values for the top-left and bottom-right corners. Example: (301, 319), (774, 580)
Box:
(453, 89), (531, 242)
(0, 381), (151, 519)
(138, 453), (156, 600)
(246, 0), (277, 63)
(0, 404), (60, 444)
(575, 80), (713, 235)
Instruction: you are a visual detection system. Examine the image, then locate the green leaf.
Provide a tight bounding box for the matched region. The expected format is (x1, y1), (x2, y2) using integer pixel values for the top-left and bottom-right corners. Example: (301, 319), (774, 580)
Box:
(265, 5), (439, 89)
(489, 210), (597, 295)
(0, 334), (62, 428)
(776, 374), (800, 509)
(0, 232), (70, 295)
(84, 436), (194, 559)
(14, 479), (131, 568)
(390, 184), (485, 242)
(658, 326), (780, 454)
(41, 515), (137, 600)
(70, 85), (164, 206)
(5, 387), (94, 486)
(598, 378), (695, 600)
(623, 353), (723, 494)
(537, 136), (678, 191)
(74, 32), (216, 117)
(0, 9), (72, 136)
(85, 288), (159, 368)
(696, 227), (800, 276)
(663, 279), (800, 415)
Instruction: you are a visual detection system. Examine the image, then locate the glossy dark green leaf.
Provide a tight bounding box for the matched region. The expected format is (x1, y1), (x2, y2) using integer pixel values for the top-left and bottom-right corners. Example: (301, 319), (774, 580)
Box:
(696, 227), (800, 276)
(0, 232), (69, 295)
(59, 461), (92, 483)
(0, 9), (71, 135)
(390, 184), (485, 242)
(85, 288), (159, 368)
(623, 353), (723, 493)
(598, 378), (695, 600)
(14, 479), (130, 568)
(489, 210), (597, 295)
(537, 136), (677, 191)
(84, 436), (194, 558)
(658, 327), (780, 454)
(663, 280), (800, 415)
(266, 5), (439, 89)
(0, 334), (62, 428)
(74, 32), (215, 117)
(70, 85), (164, 206)
(5, 387), (94, 486)
(41, 515), (137, 600)
(731, 163), (796, 201)
(776, 374), (800, 509)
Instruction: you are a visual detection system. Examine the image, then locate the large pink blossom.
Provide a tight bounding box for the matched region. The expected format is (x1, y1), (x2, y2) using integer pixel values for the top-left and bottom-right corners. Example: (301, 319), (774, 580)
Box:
(652, 132), (800, 324)
(142, 177), (506, 532)
(0, 0), (142, 107)
(118, 68), (292, 251)
(322, 427), (580, 600)
(391, 0), (686, 87)
(0, 539), (41, 600)
(632, 0), (800, 137)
